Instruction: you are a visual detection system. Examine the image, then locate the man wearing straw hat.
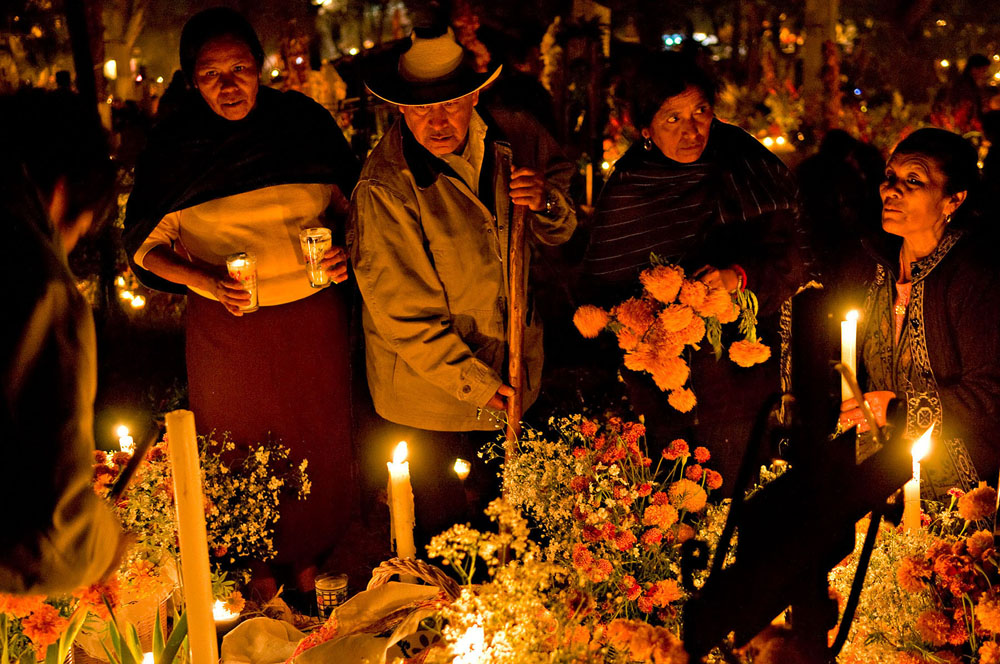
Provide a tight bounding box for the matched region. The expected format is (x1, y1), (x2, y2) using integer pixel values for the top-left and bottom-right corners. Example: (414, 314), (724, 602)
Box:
(349, 23), (576, 537)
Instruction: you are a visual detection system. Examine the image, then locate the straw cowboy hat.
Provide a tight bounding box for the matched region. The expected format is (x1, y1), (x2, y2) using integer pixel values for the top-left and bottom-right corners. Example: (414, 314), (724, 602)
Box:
(364, 27), (501, 106)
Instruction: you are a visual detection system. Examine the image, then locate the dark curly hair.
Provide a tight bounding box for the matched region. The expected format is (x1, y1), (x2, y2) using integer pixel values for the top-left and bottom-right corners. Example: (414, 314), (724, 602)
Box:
(631, 51), (716, 130)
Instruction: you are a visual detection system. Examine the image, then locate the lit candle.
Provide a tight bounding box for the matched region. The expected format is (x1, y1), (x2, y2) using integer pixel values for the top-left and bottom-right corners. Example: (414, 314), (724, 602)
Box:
(213, 599), (240, 634)
(116, 424), (134, 455)
(903, 425), (934, 532)
(585, 162), (594, 207)
(387, 442), (416, 565)
(841, 310), (859, 401)
(165, 410), (219, 664)
(143, 654), (154, 664)
(453, 458), (471, 481)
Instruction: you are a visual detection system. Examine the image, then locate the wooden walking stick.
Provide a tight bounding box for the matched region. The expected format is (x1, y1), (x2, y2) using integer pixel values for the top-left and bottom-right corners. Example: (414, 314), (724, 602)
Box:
(505, 203), (528, 462)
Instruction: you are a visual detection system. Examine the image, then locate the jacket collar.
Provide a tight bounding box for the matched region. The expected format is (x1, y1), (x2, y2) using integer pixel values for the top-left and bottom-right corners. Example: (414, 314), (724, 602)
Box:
(864, 227), (964, 284)
(400, 108), (509, 190)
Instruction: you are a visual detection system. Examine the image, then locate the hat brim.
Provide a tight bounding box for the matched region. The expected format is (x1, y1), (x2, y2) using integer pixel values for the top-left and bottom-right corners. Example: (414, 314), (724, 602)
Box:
(363, 46), (502, 106)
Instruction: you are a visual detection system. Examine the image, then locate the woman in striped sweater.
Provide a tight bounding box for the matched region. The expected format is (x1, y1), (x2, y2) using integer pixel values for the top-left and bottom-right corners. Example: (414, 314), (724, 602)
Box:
(581, 52), (811, 491)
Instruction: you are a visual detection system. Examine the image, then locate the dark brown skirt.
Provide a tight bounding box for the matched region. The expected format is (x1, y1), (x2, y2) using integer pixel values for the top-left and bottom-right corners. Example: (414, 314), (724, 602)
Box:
(185, 288), (356, 567)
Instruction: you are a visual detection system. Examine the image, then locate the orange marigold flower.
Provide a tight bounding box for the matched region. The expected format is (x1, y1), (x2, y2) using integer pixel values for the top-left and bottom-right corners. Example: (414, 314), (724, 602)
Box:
(668, 388), (697, 413)
(572, 543), (594, 571)
(677, 315), (706, 346)
(676, 523), (696, 542)
(614, 297), (658, 335)
(643, 503), (679, 530)
(679, 280), (708, 310)
(588, 559), (613, 583)
(637, 482), (652, 497)
(916, 609), (951, 646)
(685, 464), (704, 482)
(640, 265), (685, 304)
(574, 305), (610, 338)
(616, 327), (643, 350)
(980, 642), (1000, 664)
(641, 528), (663, 548)
(701, 286), (738, 321)
(615, 529), (638, 552)
(569, 475), (590, 493)
(21, 604), (67, 650)
(637, 596), (655, 614)
(729, 339), (772, 367)
(669, 479), (708, 512)
(651, 357), (690, 392)
(224, 590), (246, 615)
(959, 485), (998, 522)
(662, 440), (690, 461)
(624, 345), (654, 373)
(622, 575), (643, 601)
(931, 652), (961, 664)
(893, 653), (925, 664)
(947, 618), (968, 646)
(968, 530), (995, 559)
(581, 419), (599, 437)
(705, 469), (723, 490)
(0, 594), (45, 618)
(897, 556), (929, 593)
(658, 304), (694, 333)
(979, 594), (1000, 634)
(648, 579), (684, 607)
(75, 578), (119, 620)
(693, 446), (711, 463)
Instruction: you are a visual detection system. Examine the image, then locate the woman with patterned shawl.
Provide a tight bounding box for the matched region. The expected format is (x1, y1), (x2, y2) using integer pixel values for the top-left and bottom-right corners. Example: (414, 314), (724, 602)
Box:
(123, 8), (360, 596)
(839, 128), (1000, 498)
(581, 52), (811, 490)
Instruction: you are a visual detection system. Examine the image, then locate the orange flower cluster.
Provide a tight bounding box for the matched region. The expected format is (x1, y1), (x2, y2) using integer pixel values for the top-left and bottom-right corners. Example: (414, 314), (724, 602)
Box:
(958, 485), (998, 522)
(574, 261), (769, 413)
(20, 604), (67, 655)
(604, 619), (689, 663)
(561, 420), (723, 626)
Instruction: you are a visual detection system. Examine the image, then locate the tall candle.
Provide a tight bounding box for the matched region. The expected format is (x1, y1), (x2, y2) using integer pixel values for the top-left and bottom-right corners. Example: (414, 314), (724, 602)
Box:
(165, 410), (219, 664)
(841, 310), (859, 401)
(387, 442), (416, 563)
(585, 162), (594, 207)
(903, 425), (934, 532)
(116, 424), (134, 455)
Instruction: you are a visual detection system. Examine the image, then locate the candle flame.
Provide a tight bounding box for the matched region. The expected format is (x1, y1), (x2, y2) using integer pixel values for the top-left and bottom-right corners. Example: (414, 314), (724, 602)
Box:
(116, 424), (129, 438)
(846, 310), (859, 322)
(230, 259), (246, 268)
(454, 458), (471, 480)
(392, 441), (408, 465)
(142, 653), (154, 664)
(213, 599), (239, 621)
(911, 424), (934, 463)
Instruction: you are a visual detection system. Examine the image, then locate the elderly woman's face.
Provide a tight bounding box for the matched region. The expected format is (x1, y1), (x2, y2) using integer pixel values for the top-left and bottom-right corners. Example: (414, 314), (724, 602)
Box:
(643, 86), (714, 163)
(194, 35), (259, 121)
(879, 153), (964, 240)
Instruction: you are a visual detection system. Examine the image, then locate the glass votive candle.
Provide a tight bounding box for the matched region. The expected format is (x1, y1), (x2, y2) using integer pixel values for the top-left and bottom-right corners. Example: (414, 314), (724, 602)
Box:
(315, 573), (349, 619)
(225, 251), (259, 313)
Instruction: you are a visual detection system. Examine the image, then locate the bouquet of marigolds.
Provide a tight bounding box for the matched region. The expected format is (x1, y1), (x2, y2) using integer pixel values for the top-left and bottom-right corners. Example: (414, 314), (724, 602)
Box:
(423, 500), (689, 664)
(573, 257), (769, 413)
(503, 416), (728, 630)
(831, 484), (1000, 664)
(0, 581), (116, 664)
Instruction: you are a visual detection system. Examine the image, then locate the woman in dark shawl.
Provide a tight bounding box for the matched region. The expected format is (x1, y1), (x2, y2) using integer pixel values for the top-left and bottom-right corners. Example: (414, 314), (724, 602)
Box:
(123, 8), (360, 597)
(581, 52), (811, 490)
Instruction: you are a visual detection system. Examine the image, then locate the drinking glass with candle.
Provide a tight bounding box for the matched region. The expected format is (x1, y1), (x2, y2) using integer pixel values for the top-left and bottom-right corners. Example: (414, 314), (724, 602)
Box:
(299, 227), (333, 288)
(225, 252), (259, 313)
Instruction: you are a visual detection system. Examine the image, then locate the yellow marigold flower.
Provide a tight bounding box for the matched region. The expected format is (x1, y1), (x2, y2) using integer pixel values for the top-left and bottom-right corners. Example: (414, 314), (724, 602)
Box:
(978, 593), (1000, 634)
(668, 388), (697, 413)
(980, 642), (1000, 664)
(640, 265), (685, 304)
(651, 356), (690, 392)
(614, 297), (658, 335)
(679, 280), (708, 309)
(678, 315), (706, 345)
(669, 478), (708, 512)
(959, 485), (998, 522)
(658, 304), (694, 333)
(728, 339), (772, 367)
(573, 305), (610, 338)
(968, 530), (995, 559)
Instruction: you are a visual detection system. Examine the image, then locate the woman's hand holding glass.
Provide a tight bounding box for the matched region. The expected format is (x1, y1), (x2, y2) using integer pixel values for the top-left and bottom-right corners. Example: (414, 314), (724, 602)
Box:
(320, 245), (349, 284)
(204, 271), (252, 316)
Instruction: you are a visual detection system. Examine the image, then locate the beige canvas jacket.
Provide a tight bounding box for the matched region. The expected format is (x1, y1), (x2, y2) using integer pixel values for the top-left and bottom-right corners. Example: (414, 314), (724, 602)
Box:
(348, 108), (576, 431)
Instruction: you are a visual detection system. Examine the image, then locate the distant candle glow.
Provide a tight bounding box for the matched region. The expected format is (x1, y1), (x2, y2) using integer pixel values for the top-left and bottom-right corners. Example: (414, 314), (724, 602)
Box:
(116, 425), (134, 454)
(775, 135), (786, 145)
(454, 458), (471, 481)
(601, 161), (611, 171)
(270, 68), (280, 78)
(762, 136), (775, 147)
(120, 290), (134, 300)
(940, 59), (950, 68)
(348, 47), (359, 56)
(212, 599), (239, 621)
(130, 295), (146, 309)
(104, 59), (117, 80)
(156, 76), (164, 84)
(295, 56), (304, 65)
(115, 276), (126, 287)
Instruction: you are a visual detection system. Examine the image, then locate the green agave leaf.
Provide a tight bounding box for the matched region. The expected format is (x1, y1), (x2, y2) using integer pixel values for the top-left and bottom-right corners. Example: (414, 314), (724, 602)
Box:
(152, 606), (164, 660)
(160, 612), (189, 664)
